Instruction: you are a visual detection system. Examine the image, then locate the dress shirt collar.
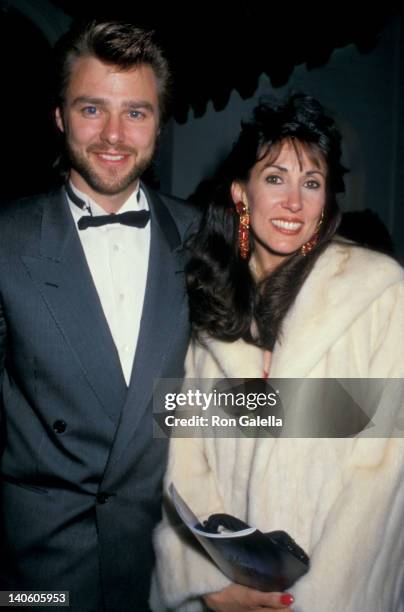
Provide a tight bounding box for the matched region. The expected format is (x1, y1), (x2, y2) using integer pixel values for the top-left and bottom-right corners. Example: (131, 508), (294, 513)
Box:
(67, 180), (148, 222)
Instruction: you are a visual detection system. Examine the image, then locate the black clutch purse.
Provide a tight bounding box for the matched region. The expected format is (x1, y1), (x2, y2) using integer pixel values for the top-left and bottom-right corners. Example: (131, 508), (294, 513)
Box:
(196, 513), (310, 592)
(170, 484), (310, 592)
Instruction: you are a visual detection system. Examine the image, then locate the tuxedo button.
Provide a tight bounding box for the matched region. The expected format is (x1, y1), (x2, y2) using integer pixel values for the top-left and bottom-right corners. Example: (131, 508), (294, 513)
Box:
(53, 420), (66, 434)
(96, 492), (110, 504)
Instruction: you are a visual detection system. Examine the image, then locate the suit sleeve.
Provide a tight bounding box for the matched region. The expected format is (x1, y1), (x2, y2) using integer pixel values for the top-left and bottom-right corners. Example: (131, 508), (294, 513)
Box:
(151, 345), (231, 612)
(290, 281), (404, 612)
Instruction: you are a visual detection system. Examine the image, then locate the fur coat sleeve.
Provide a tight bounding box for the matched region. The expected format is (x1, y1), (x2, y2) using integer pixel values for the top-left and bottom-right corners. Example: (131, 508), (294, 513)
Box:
(151, 244), (404, 612)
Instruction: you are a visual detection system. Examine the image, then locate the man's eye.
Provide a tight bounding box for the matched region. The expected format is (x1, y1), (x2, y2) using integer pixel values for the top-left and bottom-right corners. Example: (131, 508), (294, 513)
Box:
(82, 106), (98, 116)
(265, 175), (282, 184)
(129, 110), (144, 119)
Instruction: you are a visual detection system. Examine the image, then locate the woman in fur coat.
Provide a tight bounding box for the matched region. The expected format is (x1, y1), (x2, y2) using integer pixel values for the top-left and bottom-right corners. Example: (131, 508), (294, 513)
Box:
(152, 95), (404, 612)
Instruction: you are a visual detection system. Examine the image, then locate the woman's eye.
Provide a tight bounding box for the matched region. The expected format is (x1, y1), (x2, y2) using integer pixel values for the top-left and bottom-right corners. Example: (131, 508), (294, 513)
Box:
(305, 179), (321, 189)
(265, 175), (282, 184)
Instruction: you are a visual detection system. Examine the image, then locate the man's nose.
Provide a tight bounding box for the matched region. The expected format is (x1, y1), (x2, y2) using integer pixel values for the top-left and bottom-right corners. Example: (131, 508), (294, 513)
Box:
(100, 113), (124, 145)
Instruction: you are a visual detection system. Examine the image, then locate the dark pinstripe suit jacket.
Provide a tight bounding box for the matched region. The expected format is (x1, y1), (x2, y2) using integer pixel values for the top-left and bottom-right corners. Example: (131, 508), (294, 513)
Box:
(0, 185), (197, 611)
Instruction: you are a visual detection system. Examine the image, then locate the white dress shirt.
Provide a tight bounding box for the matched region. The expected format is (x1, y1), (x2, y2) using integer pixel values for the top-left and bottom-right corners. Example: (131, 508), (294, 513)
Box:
(67, 182), (151, 385)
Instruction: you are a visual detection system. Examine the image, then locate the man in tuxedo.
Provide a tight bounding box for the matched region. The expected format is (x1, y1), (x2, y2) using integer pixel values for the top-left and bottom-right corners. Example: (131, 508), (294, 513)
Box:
(0, 21), (195, 611)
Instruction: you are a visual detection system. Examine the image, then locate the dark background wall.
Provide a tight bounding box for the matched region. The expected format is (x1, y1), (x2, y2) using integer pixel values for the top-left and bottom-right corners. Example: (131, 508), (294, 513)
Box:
(170, 17), (404, 261)
(1, 2), (403, 261)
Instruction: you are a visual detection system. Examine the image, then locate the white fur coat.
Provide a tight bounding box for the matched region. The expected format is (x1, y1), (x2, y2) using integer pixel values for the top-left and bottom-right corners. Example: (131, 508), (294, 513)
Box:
(152, 243), (404, 612)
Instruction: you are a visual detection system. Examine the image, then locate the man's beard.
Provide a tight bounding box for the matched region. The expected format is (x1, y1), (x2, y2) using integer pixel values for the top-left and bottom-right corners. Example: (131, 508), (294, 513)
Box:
(65, 141), (154, 195)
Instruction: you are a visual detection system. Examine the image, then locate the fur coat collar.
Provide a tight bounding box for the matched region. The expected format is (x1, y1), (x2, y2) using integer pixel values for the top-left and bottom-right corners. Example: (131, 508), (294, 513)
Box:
(199, 242), (404, 378)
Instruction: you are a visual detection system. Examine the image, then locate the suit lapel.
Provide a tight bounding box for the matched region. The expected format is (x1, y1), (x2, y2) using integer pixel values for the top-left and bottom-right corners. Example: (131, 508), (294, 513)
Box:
(21, 189), (127, 422)
(104, 187), (188, 469)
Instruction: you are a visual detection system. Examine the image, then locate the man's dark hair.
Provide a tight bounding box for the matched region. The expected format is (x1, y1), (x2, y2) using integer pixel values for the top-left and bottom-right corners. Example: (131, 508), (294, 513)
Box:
(54, 20), (171, 122)
(187, 94), (347, 350)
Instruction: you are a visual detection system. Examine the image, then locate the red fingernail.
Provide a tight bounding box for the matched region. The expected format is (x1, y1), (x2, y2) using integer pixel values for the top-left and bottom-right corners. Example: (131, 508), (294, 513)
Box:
(281, 593), (294, 605)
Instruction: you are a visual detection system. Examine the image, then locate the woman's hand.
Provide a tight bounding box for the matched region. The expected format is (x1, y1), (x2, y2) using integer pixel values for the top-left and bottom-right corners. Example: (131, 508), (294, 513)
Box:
(203, 584), (294, 611)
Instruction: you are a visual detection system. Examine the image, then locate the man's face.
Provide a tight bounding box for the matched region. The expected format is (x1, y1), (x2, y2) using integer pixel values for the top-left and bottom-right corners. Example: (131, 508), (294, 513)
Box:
(55, 56), (160, 206)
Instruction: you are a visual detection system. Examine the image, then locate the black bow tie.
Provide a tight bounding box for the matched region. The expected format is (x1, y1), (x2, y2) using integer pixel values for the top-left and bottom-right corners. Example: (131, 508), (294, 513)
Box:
(77, 210), (150, 230)
(65, 182), (149, 230)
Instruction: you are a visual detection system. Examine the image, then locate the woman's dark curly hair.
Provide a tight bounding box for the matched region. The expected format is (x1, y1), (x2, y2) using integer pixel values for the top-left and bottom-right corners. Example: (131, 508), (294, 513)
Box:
(187, 94), (347, 350)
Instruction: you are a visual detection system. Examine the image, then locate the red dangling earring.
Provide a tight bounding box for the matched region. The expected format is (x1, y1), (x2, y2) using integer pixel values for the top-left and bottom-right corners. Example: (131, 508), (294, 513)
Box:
(235, 201), (250, 259)
(300, 234), (318, 256)
(300, 209), (324, 256)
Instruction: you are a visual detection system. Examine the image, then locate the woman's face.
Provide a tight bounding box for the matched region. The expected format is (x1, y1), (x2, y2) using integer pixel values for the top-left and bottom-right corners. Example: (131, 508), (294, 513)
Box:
(232, 139), (327, 274)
